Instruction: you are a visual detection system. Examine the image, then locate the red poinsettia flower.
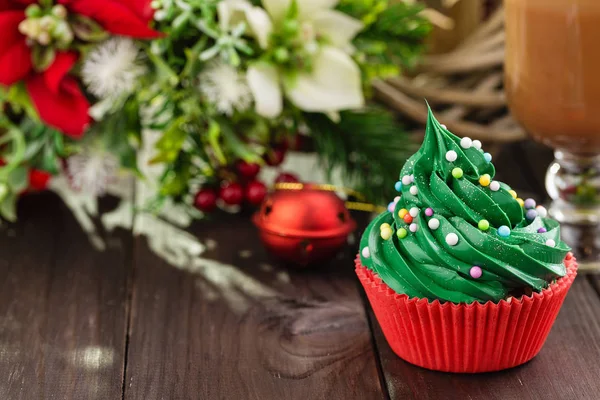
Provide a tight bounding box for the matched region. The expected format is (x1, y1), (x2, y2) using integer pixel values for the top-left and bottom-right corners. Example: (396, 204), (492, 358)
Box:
(0, 0), (159, 138)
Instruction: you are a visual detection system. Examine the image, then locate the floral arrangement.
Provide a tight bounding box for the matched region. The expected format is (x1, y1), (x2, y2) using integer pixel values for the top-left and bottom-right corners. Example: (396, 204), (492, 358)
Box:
(0, 0), (431, 221)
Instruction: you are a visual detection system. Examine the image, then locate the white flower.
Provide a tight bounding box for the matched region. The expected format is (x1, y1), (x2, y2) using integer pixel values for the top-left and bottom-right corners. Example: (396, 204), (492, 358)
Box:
(219, 0), (365, 118)
(198, 60), (252, 116)
(67, 145), (119, 197)
(218, 0), (273, 49)
(82, 38), (146, 99)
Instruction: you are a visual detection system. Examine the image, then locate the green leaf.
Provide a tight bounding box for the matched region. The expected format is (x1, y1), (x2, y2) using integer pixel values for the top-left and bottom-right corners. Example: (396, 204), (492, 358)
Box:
(70, 14), (109, 42)
(31, 46), (56, 72)
(7, 167), (28, 193)
(0, 192), (17, 222)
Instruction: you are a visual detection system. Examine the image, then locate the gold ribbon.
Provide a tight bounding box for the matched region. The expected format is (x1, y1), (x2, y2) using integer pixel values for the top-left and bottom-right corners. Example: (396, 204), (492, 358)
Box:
(273, 183), (387, 213)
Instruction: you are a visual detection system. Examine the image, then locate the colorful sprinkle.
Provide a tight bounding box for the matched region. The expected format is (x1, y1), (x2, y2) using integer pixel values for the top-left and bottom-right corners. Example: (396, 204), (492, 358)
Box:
(402, 175), (412, 185)
(546, 239), (556, 247)
(484, 152), (492, 163)
(538, 228), (547, 233)
(446, 233), (459, 246)
(397, 228), (408, 239)
(403, 214), (414, 224)
(410, 186), (419, 196)
(380, 223), (391, 231)
(381, 227), (393, 240)
(428, 218), (440, 230)
(409, 223), (418, 233)
(409, 207), (419, 218)
(524, 198), (537, 209)
(460, 137), (473, 149)
(410, 174), (415, 183)
(536, 206), (548, 218)
(452, 167), (464, 179)
(478, 219), (490, 231)
(479, 174), (491, 187)
(490, 181), (500, 192)
(441, 124), (447, 129)
(517, 198), (525, 207)
(361, 247), (370, 258)
(394, 181), (403, 192)
(526, 209), (538, 220)
(473, 140), (482, 150)
(508, 190), (518, 199)
(498, 225), (511, 238)
(388, 202), (395, 213)
(446, 150), (458, 162)
(425, 208), (434, 217)
(398, 209), (409, 218)
(470, 266), (483, 279)
(394, 196), (401, 202)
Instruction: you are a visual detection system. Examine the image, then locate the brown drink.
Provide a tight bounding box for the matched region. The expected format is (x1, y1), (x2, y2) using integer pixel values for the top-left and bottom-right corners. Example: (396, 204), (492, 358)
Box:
(505, 0), (600, 156)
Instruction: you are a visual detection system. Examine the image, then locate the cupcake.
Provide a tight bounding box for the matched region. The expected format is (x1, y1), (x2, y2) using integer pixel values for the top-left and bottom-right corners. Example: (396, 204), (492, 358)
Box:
(356, 107), (577, 373)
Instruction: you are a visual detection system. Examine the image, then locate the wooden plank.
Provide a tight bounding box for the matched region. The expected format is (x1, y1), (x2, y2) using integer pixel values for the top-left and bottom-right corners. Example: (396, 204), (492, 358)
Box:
(124, 212), (385, 400)
(369, 276), (600, 399)
(0, 193), (132, 400)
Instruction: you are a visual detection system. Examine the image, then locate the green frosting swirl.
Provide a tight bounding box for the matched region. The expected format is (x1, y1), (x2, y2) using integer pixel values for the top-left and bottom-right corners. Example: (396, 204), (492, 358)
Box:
(359, 108), (570, 303)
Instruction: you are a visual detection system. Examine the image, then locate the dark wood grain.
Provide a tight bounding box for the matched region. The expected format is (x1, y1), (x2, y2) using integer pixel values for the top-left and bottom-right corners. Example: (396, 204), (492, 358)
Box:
(0, 193), (132, 399)
(368, 275), (600, 400)
(123, 212), (385, 400)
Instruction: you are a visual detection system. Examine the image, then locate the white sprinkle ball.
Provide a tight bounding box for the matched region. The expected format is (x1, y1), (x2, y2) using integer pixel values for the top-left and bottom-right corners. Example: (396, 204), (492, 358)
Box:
(490, 181), (500, 192)
(409, 223), (418, 233)
(409, 207), (419, 218)
(473, 140), (482, 150)
(460, 137), (473, 149)
(361, 247), (371, 258)
(546, 239), (556, 248)
(446, 150), (458, 162)
(428, 218), (440, 230)
(394, 196), (401, 202)
(446, 233), (459, 246)
(536, 206), (548, 218)
(410, 174), (415, 183)
(441, 124), (447, 129)
(402, 175), (412, 185)
(410, 186), (418, 196)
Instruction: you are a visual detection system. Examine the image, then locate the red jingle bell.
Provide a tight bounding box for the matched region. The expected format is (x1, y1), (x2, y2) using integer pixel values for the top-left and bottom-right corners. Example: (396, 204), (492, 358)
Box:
(253, 184), (356, 267)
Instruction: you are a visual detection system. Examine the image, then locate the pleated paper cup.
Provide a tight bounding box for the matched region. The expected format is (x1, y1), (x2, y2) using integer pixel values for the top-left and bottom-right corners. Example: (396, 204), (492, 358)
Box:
(356, 253), (578, 373)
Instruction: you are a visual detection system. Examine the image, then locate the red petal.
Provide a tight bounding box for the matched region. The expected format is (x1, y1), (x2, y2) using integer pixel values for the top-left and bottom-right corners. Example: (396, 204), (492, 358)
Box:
(0, 11), (31, 85)
(42, 51), (78, 94)
(59, 0), (160, 38)
(0, 0), (34, 11)
(26, 69), (90, 138)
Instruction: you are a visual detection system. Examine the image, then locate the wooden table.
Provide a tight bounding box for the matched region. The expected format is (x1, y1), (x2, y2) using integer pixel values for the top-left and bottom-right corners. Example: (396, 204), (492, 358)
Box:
(2, 142), (600, 400)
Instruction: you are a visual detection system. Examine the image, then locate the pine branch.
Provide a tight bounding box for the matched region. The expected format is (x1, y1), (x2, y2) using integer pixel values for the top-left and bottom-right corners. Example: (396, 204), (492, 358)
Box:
(308, 107), (417, 205)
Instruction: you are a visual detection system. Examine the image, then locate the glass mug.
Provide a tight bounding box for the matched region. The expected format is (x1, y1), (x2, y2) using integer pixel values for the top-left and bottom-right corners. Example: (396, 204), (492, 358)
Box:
(505, 0), (600, 268)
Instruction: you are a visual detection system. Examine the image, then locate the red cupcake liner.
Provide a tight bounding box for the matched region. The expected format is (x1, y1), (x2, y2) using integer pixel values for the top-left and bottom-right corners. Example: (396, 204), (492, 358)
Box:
(356, 253), (578, 373)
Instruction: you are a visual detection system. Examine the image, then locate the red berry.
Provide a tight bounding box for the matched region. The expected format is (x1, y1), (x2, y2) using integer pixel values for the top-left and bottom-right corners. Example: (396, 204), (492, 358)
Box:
(265, 148), (286, 167)
(236, 160), (261, 179)
(219, 182), (244, 206)
(275, 172), (300, 184)
(28, 169), (51, 191)
(245, 181), (268, 206)
(194, 188), (218, 212)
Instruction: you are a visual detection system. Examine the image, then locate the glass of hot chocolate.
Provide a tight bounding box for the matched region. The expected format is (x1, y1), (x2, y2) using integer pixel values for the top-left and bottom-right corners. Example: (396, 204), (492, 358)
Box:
(505, 0), (600, 228)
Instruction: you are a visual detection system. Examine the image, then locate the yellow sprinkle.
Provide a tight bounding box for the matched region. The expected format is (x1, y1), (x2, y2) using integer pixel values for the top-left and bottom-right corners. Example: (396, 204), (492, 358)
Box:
(479, 174), (491, 187)
(381, 228), (393, 240)
(508, 190), (518, 199)
(517, 198), (524, 207)
(398, 209), (408, 219)
(380, 223), (391, 231)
